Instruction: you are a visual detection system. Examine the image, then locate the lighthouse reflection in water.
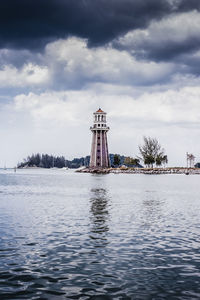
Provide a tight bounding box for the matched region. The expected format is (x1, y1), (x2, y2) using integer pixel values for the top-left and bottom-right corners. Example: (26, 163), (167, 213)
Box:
(89, 188), (110, 246)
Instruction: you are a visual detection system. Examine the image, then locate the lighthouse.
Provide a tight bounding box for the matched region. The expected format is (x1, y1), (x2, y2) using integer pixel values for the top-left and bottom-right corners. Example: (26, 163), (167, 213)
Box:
(90, 108), (110, 168)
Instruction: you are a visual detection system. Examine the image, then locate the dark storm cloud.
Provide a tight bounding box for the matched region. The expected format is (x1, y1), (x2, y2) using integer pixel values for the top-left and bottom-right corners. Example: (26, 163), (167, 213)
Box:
(113, 7), (200, 69)
(0, 49), (42, 68)
(178, 0), (200, 11)
(0, 0), (199, 50)
(129, 35), (200, 62)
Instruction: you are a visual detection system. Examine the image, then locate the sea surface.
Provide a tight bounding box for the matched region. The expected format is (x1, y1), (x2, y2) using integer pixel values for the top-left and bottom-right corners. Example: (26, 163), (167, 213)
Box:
(0, 168), (200, 300)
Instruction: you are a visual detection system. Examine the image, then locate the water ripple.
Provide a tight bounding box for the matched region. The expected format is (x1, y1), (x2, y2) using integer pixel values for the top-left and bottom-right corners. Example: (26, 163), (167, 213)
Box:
(0, 170), (200, 299)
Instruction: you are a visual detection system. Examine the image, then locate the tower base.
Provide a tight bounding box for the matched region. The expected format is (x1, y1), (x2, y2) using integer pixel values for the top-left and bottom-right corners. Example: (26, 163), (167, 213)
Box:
(90, 130), (110, 168)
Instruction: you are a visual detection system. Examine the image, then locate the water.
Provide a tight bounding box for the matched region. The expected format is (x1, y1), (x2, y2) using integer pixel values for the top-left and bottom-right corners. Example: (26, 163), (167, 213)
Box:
(0, 169), (200, 299)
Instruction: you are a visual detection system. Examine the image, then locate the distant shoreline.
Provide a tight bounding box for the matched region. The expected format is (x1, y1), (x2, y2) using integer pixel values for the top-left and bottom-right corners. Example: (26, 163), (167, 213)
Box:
(17, 166), (68, 170)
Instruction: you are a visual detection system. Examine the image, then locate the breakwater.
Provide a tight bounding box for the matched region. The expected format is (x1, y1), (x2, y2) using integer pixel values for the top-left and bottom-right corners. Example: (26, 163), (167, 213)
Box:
(77, 167), (200, 175)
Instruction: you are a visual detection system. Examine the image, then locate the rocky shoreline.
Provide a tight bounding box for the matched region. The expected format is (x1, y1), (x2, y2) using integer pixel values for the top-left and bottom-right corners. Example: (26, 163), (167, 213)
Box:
(76, 167), (200, 175)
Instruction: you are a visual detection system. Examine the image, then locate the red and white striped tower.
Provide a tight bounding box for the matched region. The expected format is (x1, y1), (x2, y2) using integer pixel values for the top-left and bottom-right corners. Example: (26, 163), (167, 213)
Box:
(90, 108), (110, 168)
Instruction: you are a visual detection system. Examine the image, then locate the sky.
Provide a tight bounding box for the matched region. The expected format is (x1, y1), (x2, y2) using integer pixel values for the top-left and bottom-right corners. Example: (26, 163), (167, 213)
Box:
(1, 0), (200, 167)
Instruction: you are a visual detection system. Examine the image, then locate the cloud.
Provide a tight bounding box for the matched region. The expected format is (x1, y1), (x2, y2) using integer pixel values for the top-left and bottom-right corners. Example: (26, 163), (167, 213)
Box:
(115, 10), (200, 62)
(0, 63), (49, 87)
(45, 37), (174, 87)
(0, 37), (174, 89)
(14, 90), (96, 126)
(178, 0), (200, 11)
(0, 1), (199, 90)
(0, 34), (200, 94)
(0, 48), (44, 68)
(14, 85), (200, 127)
(109, 87), (200, 126)
(0, 0), (199, 50)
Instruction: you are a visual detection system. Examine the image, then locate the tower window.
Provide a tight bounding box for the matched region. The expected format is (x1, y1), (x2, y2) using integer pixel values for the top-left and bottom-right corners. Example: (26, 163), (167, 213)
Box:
(97, 143), (100, 146)
(97, 163), (100, 166)
(97, 156), (100, 159)
(97, 150), (100, 152)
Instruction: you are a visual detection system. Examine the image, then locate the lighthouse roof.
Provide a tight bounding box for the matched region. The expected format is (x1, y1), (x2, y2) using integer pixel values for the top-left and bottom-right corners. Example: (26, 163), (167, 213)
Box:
(96, 108), (104, 113)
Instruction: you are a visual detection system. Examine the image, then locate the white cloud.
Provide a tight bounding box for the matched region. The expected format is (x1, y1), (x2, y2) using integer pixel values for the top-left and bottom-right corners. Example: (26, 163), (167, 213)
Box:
(1, 32), (200, 90)
(14, 90), (96, 126)
(0, 37), (175, 89)
(44, 37), (174, 86)
(0, 63), (49, 87)
(108, 87), (200, 124)
(14, 85), (200, 127)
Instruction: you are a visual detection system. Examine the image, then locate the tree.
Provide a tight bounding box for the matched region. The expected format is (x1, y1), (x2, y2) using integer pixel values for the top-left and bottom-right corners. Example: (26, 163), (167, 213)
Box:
(124, 156), (140, 167)
(156, 154), (168, 167)
(186, 153), (195, 168)
(139, 136), (168, 168)
(113, 154), (121, 166)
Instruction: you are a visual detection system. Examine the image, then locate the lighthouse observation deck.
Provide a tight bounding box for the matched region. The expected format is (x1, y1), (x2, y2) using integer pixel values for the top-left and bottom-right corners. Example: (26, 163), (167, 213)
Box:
(90, 125), (110, 131)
